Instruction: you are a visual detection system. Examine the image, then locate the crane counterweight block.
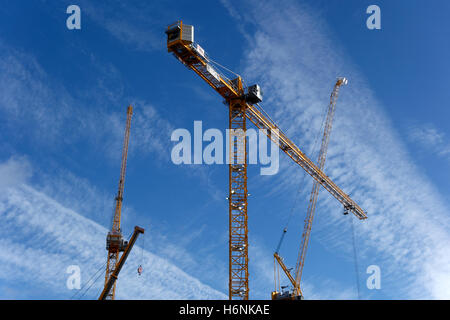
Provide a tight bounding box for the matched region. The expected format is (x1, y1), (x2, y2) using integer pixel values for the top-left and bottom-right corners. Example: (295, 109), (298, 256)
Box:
(166, 21), (194, 45)
(244, 84), (263, 104)
(106, 233), (128, 251)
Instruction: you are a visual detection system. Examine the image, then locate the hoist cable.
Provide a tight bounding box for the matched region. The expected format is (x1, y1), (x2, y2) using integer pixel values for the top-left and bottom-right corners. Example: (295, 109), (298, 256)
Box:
(350, 216), (361, 300)
(71, 261), (107, 300)
(208, 58), (241, 79)
(141, 232), (145, 263)
(69, 260), (108, 300)
(274, 97), (330, 252)
(72, 229), (135, 300)
(76, 267), (106, 300)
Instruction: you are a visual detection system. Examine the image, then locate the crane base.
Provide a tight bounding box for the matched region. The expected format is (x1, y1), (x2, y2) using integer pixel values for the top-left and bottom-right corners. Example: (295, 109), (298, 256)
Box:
(271, 291), (304, 300)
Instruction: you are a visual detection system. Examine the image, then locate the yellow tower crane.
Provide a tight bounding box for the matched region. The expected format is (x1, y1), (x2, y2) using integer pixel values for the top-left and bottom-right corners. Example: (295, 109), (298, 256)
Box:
(103, 105), (133, 300)
(272, 77), (353, 300)
(166, 21), (367, 300)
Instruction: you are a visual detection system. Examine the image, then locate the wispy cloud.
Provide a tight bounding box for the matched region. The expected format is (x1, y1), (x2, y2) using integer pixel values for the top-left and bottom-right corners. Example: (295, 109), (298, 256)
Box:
(0, 41), (73, 146)
(0, 28), (229, 298)
(301, 277), (356, 300)
(0, 40), (173, 162)
(0, 156), (32, 192)
(79, 0), (170, 53)
(223, 0), (450, 299)
(28, 153), (229, 295)
(408, 123), (450, 159)
(0, 157), (226, 299)
(130, 100), (175, 160)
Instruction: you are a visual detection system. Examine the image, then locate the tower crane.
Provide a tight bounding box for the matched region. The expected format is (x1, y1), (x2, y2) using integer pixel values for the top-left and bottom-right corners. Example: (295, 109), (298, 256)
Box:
(272, 77), (349, 300)
(103, 105), (133, 300)
(166, 21), (367, 300)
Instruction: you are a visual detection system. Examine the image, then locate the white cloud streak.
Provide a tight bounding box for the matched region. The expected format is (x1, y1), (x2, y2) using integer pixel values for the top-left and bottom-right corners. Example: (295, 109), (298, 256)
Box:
(0, 156), (32, 192)
(79, 0), (169, 53)
(0, 158), (226, 299)
(0, 34), (225, 298)
(408, 123), (450, 159)
(0, 40), (172, 162)
(223, 0), (450, 299)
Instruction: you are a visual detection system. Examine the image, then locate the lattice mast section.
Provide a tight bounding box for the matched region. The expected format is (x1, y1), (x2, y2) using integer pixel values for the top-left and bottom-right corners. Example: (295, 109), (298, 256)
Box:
(228, 99), (249, 300)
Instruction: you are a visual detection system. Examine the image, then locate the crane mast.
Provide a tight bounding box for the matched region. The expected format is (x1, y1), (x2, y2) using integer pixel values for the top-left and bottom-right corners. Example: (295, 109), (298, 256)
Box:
(228, 93), (250, 299)
(166, 21), (366, 300)
(273, 78), (348, 300)
(104, 105), (133, 300)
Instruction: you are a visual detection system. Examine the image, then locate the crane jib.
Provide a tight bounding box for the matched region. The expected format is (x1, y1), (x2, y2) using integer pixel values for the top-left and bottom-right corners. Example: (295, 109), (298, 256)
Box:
(245, 103), (367, 220)
(166, 33), (366, 220)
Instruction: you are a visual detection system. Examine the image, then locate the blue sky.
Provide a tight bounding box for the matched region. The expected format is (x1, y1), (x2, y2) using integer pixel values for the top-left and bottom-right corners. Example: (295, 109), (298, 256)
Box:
(0, 0), (449, 300)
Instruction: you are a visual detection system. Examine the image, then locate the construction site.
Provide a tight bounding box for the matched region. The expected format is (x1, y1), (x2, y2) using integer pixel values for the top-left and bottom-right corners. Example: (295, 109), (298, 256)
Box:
(1, 1), (449, 312)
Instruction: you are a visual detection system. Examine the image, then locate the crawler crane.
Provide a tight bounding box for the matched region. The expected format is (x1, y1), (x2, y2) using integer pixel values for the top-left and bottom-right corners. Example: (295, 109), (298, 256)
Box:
(166, 21), (367, 300)
(272, 77), (349, 300)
